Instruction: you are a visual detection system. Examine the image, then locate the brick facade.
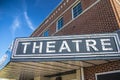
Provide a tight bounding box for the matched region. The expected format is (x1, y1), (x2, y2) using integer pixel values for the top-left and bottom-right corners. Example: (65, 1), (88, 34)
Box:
(31, 0), (120, 37)
(84, 60), (120, 80)
(55, 0), (119, 35)
(31, 0), (120, 80)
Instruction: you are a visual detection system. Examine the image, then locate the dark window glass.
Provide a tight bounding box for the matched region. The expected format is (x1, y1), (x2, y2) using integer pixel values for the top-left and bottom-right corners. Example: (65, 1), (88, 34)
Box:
(73, 2), (82, 18)
(97, 72), (120, 80)
(57, 17), (64, 30)
(43, 30), (49, 37)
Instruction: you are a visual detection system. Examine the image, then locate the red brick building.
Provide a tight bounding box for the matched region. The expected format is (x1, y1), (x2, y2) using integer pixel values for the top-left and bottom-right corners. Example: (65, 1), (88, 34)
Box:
(0, 0), (120, 80)
(30, 0), (120, 80)
(31, 0), (120, 37)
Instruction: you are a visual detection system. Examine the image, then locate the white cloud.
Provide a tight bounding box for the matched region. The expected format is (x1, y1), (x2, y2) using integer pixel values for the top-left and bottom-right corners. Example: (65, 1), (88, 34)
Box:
(11, 17), (21, 38)
(24, 11), (35, 31)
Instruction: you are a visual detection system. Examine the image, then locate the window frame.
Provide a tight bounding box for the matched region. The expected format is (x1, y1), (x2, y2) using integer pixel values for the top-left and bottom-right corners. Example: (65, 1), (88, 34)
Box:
(72, 2), (82, 19)
(95, 70), (120, 80)
(43, 29), (49, 37)
(56, 17), (64, 31)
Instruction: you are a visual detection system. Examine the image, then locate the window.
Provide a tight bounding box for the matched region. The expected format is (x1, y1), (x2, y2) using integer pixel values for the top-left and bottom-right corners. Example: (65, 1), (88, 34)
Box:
(72, 2), (82, 18)
(96, 70), (120, 80)
(43, 30), (49, 37)
(57, 17), (64, 31)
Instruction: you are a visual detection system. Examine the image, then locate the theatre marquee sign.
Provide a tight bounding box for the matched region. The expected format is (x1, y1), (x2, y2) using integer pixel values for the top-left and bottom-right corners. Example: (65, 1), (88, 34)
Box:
(12, 32), (120, 61)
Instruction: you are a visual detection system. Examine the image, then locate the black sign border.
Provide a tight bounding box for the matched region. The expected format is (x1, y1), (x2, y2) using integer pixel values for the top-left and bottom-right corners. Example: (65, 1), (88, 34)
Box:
(12, 33), (120, 61)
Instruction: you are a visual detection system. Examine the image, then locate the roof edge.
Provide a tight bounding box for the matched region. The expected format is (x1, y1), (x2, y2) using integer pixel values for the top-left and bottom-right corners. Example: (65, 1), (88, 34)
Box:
(30, 0), (63, 37)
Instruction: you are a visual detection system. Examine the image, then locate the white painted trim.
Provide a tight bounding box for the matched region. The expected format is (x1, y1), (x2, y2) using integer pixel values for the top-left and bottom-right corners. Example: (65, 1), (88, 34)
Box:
(95, 70), (120, 80)
(53, 0), (100, 35)
(12, 33), (120, 59)
(116, 0), (120, 6)
(37, 0), (80, 36)
(71, 1), (81, 19)
(81, 67), (84, 80)
(42, 29), (49, 37)
(31, 0), (64, 36)
(56, 16), (64, 32)
(33, 0), (101, 36)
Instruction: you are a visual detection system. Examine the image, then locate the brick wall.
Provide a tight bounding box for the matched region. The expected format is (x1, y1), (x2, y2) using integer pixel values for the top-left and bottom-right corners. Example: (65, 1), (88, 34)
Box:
(31, 0), (119, 37)
(30, 1), (120, 80)
(84, 60), (120, 80)
(31, 0), (77, 36)
(54, 0), (119, 36)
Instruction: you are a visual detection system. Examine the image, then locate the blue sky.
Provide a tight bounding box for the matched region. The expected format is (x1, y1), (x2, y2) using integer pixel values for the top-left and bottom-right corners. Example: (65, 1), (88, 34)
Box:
(0, 0), (61, 54)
